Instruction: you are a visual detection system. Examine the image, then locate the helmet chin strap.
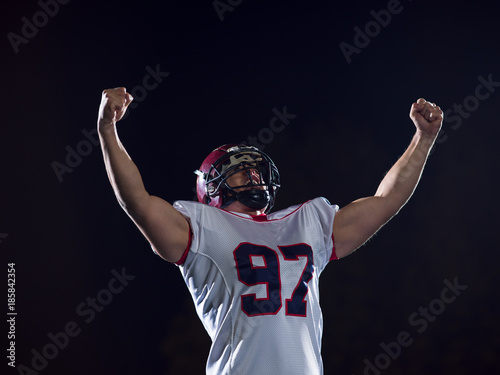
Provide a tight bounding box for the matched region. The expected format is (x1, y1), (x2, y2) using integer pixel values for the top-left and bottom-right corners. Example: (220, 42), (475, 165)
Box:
(221, 190), (270, 211)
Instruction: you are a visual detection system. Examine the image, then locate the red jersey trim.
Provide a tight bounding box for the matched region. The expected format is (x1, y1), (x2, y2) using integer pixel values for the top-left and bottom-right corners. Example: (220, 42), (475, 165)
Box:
(250, 214), (267, 222)
(329, 231), (338, 261)
(174, 229), (192, 266)
(222, 201), (309, 222)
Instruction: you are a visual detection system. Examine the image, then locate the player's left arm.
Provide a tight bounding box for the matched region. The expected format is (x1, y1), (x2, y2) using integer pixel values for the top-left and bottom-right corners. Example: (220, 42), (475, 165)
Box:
(333, 98), (443, 258)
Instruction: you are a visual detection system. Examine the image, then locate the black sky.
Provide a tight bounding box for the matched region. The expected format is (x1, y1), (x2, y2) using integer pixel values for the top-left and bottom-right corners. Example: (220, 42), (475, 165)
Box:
(1, 0), (499, 374)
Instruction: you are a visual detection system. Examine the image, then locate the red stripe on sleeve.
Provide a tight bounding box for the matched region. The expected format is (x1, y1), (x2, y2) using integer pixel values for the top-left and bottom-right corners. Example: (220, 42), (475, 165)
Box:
(175, 229), (192, 266)
(329, 231), (338, 261)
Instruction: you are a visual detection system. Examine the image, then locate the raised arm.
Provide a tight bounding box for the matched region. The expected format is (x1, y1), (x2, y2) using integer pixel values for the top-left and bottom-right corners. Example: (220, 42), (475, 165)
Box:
(333, 98), (443, 258)
(98, 87), (190, 263)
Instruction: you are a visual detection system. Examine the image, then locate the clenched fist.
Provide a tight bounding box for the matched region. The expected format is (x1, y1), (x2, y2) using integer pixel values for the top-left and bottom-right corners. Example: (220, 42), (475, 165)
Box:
(409, 98), (443, 138)
(98, 87), (134, 132)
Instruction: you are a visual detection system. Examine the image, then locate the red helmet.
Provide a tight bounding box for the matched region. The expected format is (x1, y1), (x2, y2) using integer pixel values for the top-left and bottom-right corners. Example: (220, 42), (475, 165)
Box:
(195, 144), (280, 213)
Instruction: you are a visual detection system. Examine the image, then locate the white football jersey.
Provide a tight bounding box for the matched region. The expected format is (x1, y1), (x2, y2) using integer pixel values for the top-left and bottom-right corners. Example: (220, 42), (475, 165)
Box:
(173, 197), (339, 375)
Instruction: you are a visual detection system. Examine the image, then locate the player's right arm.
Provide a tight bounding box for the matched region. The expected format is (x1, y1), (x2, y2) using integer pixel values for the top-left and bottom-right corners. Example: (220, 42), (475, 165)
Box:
(97, 87), (190, 263)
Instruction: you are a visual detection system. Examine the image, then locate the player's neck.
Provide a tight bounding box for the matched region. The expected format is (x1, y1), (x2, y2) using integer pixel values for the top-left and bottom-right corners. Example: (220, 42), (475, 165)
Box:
(224, 200), (266, 216)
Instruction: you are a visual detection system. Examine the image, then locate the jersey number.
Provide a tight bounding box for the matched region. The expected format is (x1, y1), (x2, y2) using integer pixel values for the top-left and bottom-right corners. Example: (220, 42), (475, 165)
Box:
(233, 243), (313, 317)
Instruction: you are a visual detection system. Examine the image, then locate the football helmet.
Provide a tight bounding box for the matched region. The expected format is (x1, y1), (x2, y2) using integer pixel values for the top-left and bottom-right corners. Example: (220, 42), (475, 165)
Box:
(195, 144), (280, 213)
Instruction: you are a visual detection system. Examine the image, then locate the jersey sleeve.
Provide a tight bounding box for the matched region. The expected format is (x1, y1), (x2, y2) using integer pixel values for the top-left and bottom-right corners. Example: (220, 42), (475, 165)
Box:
(169, 200), (203, 265)
(310, 197), (339, 264)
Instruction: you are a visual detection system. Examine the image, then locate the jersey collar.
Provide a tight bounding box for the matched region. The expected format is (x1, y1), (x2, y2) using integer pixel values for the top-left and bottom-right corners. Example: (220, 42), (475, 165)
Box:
(250, 213), (267, 222)
(224, 210), (268, 221)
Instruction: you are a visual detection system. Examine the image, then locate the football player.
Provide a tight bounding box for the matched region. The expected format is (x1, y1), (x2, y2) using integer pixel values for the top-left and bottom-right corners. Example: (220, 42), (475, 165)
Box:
(97, 87), (443, 374)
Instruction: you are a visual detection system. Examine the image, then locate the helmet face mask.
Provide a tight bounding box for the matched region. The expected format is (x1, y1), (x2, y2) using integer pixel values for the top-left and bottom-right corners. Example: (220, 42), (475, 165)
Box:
(196, 145), (280, 213)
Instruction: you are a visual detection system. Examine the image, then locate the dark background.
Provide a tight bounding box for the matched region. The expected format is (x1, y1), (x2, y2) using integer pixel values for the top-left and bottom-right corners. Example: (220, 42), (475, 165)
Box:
(1, 0), (499, 374)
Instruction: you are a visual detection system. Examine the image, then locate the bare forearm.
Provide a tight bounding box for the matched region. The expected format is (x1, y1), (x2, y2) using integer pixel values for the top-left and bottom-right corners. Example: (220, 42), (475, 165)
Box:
(375, 131), (436, 212)
(96, 88), (190, 263)
(99, 125), (150, 212)
(333, 100), (443, 258)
